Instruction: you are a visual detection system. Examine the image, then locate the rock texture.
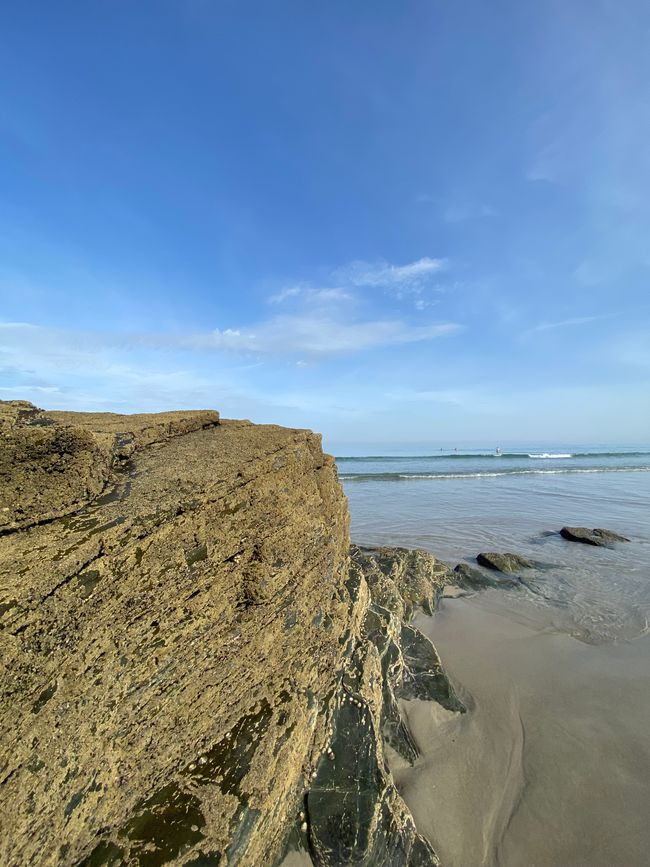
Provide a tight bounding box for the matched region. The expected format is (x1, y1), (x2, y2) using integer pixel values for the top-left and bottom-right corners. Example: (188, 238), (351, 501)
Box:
(560, 526), (630, 546)
(453, 562), (518, 589)
(0, 400), (219, 533)
(0, 402), (460, 866)
(476, 552), (532, 574)
(280, 547), (463, 867)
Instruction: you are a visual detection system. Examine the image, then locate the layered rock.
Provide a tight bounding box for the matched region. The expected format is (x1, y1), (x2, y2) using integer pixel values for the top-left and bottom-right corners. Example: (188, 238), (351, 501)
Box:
(0, 401), (219, 532)
(289, 548), (463, 866)
(0, 402), (460, 866)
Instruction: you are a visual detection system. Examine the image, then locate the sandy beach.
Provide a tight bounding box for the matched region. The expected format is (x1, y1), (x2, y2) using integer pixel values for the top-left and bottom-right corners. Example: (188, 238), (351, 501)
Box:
(388, 590), (650, 867)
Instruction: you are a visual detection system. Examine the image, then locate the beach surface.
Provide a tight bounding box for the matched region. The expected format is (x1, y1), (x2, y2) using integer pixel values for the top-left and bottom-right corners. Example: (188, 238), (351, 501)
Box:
(341, 451), (650, 866)
(388, 591), (650, 867)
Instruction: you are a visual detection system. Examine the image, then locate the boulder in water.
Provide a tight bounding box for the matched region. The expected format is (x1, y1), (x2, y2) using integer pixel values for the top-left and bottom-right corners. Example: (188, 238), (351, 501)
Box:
(454, 562), (519, 588)
(476, 552), (533, 573)
(560, 526), (630, 546)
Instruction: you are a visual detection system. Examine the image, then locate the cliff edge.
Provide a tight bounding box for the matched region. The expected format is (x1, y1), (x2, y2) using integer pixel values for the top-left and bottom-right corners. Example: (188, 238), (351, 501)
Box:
(0, 401), (461, 866)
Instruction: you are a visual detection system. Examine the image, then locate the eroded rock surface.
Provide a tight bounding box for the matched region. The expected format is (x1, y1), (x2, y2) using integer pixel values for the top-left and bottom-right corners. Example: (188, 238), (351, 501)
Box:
(560, 526), (630, 546)
(283, 547), (463, 867)
(476, 552), (532, 574)
(0, 401), (219, 533)
(1, 403), (460, 866)
(453, 562), (519, 589)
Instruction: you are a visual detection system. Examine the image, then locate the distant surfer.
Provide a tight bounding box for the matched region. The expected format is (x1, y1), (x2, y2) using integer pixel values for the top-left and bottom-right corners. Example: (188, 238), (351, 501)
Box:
(495, 447), (502, 456)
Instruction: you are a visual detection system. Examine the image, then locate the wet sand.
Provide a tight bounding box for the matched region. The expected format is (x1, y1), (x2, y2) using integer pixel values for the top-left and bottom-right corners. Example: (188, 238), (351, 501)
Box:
(389, 591), (650, 867)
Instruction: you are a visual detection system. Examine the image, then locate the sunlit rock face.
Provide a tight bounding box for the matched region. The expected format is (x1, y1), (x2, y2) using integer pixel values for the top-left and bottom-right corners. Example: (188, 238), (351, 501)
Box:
(0, 402), (460, 866)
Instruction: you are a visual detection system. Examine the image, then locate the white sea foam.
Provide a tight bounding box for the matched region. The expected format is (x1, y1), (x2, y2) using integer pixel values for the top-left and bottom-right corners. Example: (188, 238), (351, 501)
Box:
(338, 466), (650, 482)
(396, 468), (650, 480)
(528, 453), (572, 459)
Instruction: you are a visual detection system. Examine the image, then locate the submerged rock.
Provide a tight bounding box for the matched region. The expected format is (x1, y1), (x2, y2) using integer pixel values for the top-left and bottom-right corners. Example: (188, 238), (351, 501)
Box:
(476, 552), (533, 574)
(453, 562), (519, 589)
(560, 526), (630, 546)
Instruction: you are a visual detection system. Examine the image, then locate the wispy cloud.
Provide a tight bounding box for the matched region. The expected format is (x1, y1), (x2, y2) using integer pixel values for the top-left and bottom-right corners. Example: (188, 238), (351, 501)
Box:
(334, 257), (447, 290)
(1, 314), (461, 364)
(176, 318), (460, 356)
(268, 285), (353, 305)
(529, 313), (617, 333)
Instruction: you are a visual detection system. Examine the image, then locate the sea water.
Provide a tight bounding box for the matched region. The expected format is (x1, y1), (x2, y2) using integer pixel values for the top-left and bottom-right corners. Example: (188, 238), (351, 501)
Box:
(335, 446), (650, 866)
(336, 446), (650, 644)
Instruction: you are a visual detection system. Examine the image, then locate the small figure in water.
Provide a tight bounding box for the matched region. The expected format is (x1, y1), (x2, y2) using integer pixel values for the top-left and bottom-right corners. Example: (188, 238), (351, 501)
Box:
(495, 446), (502, 456)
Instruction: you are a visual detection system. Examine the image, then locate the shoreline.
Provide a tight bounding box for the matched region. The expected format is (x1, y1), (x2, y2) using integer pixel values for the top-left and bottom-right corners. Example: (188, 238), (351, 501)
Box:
(4, 400), (649, 866)
(389, 588), (650, 867)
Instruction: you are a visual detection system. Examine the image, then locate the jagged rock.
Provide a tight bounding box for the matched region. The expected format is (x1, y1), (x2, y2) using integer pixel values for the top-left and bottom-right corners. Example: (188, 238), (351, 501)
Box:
(298, 541), (463, 866)
(350, 545), (451, 619)
(476, 552), (532, 574)
(0, 404), (457, 866)
(348, 547), (464, 771)
(305, 640), (440, 866)
(0, 401), (219, 532)
(454, 562), (519, 589)
(0, 404), (349, 865)
(560, 526), (630, 546)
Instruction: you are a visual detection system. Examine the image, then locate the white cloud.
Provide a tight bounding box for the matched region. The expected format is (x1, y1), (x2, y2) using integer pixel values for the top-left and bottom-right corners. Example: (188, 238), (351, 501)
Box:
(269, 286), (303, 304)
(0, 314), (461, 367)
(182, 316), (460, 355)
(269, 286), (353, 305)
(335, 257), (447, 290)
(529, 313), (617, 333)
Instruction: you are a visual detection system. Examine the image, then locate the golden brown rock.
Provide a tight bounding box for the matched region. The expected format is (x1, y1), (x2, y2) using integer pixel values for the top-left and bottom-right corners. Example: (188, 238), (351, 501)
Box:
(0, 402), (458, 866)
(0, 401), (219, 532)
(0, 404), (348, 865)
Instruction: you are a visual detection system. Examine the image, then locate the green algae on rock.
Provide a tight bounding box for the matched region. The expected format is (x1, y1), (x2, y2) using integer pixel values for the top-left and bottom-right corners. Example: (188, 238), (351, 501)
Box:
(0, 401), (460, 866)
(560, 526), (630, 546)
(476, 552), (533, 574)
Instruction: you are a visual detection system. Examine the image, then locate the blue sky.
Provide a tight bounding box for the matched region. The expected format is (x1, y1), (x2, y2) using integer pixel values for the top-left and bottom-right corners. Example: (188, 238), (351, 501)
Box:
(1, 0), (649, 447)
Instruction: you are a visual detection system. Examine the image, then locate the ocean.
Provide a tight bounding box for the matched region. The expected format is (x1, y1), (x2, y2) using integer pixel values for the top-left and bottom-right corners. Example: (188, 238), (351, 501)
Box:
(337, 446), (650, 644)
(336, 446), (650, 866)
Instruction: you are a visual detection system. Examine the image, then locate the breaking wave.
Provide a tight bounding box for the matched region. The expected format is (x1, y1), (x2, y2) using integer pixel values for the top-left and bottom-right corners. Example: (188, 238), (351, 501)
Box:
(528, 453), (572, 459)
(339, 467), (650, 482)
(336, 451), (650, 462)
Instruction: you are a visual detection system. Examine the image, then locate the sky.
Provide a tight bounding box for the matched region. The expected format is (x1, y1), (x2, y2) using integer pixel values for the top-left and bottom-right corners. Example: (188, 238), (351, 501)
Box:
(1, 0), (649, 447)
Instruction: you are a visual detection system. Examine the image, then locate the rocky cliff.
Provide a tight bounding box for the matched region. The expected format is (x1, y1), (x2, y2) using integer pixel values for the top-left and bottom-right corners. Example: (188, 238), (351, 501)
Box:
(0, 401), (462, 866)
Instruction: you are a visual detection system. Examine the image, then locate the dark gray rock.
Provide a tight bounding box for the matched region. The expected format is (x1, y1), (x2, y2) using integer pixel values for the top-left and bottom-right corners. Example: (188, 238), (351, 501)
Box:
(560, 527), (630, 546)
(476, 552), (533, 574)
(295, 545), (464, 866)
(306, 640), (441, 867)
(453, 562), (518, 589)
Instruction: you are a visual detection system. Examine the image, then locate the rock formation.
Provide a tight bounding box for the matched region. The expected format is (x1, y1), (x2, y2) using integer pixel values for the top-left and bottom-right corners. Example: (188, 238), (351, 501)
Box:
(453, 562), (518, 589)
(476, 552), (532, 574)
(0, 401), (461, 866)
(560, 526), (630, 546)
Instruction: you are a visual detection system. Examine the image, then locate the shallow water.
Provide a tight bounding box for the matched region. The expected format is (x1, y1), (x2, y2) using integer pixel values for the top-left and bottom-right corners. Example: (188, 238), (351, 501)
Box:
(339, 450), (650, 865)
(341, 459), (650, 645)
